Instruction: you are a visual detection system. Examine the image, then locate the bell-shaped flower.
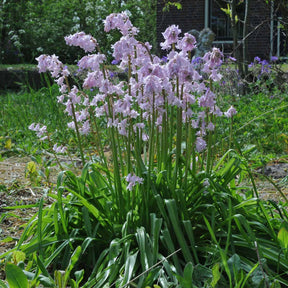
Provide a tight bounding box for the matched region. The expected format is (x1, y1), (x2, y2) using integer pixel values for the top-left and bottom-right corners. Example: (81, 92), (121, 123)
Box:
(195, 137), (207, 152)
(160, 25), (181, 50)
(224, 106), (237, 118)
(65, 32), (97, 53)
(176, 33), (196, 52)
(126, 173), (144, 191)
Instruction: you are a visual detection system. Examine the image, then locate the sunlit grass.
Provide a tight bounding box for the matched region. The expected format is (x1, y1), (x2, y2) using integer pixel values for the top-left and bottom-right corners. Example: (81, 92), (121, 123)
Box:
(0, 85), (71, 155)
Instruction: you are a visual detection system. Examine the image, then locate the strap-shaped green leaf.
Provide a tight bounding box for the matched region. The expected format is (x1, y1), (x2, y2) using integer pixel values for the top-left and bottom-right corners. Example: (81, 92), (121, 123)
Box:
(5, 263), (28, 288)
(65, 246), (82, 284)
(120, 251), (138, 285)
(165, 199), (193, 263)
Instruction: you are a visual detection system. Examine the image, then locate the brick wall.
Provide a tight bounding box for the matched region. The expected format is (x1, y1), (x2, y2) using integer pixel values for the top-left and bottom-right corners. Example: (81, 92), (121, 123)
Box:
(156, 0), (272, 61)
(248, 0), (271, 60)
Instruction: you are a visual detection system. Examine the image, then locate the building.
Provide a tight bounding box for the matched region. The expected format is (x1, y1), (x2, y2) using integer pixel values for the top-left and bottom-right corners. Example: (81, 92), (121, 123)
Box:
(156, 0), (287, 61)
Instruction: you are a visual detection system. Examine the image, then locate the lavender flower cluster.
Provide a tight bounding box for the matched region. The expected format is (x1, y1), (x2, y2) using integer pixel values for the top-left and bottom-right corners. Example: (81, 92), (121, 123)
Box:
(249, 56), (278, 78)
(30, 12), (237, 190)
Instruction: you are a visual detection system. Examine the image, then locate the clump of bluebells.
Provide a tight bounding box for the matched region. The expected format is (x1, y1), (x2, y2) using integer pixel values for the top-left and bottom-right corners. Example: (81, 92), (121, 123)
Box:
(216, 55), (283, 97)
(30, 12), (235, 203)
(246, 55), (285, 94)
(248, 56), (278, 79)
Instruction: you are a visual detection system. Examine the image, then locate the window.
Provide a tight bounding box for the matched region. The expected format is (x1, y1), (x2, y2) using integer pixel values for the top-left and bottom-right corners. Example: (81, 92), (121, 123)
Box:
(210, 0), (245, 41)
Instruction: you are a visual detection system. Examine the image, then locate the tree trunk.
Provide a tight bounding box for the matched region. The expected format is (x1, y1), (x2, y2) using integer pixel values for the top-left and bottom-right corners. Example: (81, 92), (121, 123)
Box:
(231, 0), (243, 77)
(243, 0), (251, 76)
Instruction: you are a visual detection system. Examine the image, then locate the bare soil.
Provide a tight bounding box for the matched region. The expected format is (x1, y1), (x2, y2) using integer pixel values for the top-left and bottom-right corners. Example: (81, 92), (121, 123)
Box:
(0, 155), (62, 279)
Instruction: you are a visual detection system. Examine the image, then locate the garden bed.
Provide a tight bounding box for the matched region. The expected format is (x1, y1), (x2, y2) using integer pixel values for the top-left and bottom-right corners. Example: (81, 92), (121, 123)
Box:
(1, 12), (288, 285)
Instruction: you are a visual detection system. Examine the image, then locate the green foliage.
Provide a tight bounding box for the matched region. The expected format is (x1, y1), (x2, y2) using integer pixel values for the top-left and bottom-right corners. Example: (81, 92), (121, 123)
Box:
(0, 0), (157, 64)
(211, 263), (221, 287)
(232, 93), (288, 154)
(2, 151), (288, 287)
(277, 221), (288, 256)
(5, 263), (28, 288)
(215, 59), (288, 155)
(1, 246), (84, 288)
(1, 76), (288, 287)
(162, 1), (182, 12)
(1, 69), (288, 287)
(221, 3), (239, 23)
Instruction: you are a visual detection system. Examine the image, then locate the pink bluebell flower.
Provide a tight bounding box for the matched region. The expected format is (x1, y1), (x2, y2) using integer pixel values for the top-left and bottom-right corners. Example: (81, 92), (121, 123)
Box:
(126, 173), (144, 191)
(65, 32), (97, 53)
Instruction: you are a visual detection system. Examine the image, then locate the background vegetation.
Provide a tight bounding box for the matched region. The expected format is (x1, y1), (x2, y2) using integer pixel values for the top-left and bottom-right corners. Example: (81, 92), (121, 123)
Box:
(0, 0), (156, 64)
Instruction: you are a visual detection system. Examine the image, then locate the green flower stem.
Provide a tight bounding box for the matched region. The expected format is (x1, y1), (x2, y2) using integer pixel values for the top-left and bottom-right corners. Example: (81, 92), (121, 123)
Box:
(206, 80), (216, 174)
(110, 125), (123, 221)
(160, 111), (167, 170)
(147, 92), (156, 213)
(71, 102), (86, 166)
(155, 111), (162, 172)
(162, 92), (169, 170)
(90, 110), (112, 186)
(168, 105), (174, 180)
(125, 125), (132, 209)
(46, 134), (64, 171)
(64, 76), (85, 165)
(127, 121), (132, 173)
(148, 94), (155, 173)
(191, 130), (196, 176)
(134, 129), (142, 210)
(206, 111), (213, 174)
(117, 128), (125, 177)
(183, 121), (192, 190)
(102, 66), (124, 216)
(107, 95), (123, 221)
(229, 116), (233, 150)
(51, 150), (64, 171)
(173, 78), (183, 191)
(127, 56), (132, 175)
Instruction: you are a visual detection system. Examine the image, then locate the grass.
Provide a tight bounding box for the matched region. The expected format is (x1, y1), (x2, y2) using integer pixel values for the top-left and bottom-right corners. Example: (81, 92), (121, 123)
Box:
(0, 85), (73, 157)
(277, 62), (288, 72)
(0, 64), (37, 71)
(225, 92), (288, 154)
